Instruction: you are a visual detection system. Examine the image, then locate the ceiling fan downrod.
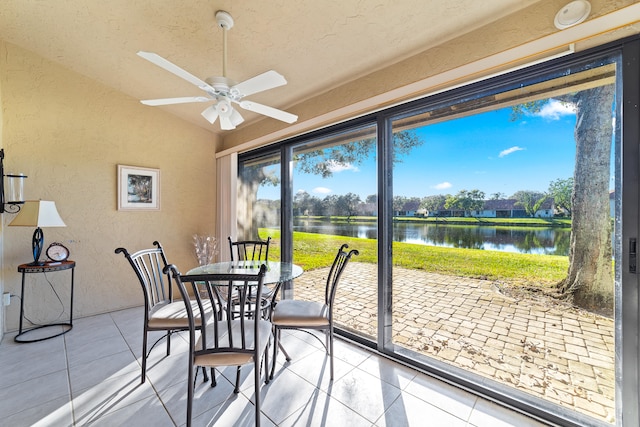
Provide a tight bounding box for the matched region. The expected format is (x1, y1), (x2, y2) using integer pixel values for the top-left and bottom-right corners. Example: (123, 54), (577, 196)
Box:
(215, 10), (234, 79)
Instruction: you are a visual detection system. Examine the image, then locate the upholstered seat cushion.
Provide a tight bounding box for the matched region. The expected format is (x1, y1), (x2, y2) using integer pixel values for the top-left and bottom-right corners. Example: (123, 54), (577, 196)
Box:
(148, 299), (210, 329)
(271, 300), (329, 327)
(195, 319), (272, 367)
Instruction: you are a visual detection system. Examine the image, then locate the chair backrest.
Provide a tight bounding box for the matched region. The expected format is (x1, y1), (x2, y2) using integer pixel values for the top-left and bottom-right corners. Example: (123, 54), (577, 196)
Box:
(165, 264), (268, 359)
(324, 244), (359, 309)
(228, 236), (271, 262)
(115, 241), (172, 314)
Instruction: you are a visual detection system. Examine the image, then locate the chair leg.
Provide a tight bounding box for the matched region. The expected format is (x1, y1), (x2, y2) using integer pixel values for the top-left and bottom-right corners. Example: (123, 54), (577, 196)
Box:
(166, 330), (171, 356)
(210, 368), (216, 387)
(141, 327), (148, 384)
(186, 360), (194, 427)
(234, 366), (241, 393)
(193, 364), (199, 388)
(254, 356), (261, 427)
(329, 326), (334, 381)
(270, 327), (279, 380)
(280, 340), (292, 362)
(264, 339), (270, 385)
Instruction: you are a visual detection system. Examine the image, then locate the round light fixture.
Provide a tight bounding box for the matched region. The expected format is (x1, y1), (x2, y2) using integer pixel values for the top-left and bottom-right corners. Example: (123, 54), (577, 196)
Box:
(554, 0), (591, 29)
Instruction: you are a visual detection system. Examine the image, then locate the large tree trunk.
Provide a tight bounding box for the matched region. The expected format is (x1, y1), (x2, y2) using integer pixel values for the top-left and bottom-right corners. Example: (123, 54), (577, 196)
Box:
(237, 167), (263, 240)
(559, 85), (614, 314)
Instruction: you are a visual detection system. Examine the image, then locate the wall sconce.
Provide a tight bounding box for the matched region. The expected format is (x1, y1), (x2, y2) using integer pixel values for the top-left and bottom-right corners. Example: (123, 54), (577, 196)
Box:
(1, 148), (28, 214)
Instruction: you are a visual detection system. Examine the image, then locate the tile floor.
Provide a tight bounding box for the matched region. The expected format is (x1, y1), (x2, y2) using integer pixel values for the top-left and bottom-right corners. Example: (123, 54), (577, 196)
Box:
(0, 307), (552, 426)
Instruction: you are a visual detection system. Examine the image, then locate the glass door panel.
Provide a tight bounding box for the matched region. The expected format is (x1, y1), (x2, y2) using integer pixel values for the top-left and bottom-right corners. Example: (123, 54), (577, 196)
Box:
(238, 153), (282, 261)
(390, 62), (618, 423)
(291, 124), (378, 339)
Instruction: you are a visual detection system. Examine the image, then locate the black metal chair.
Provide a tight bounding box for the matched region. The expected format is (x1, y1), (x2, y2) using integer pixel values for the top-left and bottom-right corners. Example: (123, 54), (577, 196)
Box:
(228, 236), (273, 317)
(115, 241), (210, 384)
(228, 236), (271, 263)
(270, 243), (358, 380)
(165, 263), (270, 427)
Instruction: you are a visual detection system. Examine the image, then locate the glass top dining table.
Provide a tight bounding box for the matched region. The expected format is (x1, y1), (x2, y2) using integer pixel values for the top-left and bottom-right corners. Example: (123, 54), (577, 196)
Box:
(186, 261), (303, 285)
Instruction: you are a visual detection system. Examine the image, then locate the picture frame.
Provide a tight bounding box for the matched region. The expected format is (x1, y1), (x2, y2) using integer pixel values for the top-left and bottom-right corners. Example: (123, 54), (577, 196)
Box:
(117, 165), (160, 211)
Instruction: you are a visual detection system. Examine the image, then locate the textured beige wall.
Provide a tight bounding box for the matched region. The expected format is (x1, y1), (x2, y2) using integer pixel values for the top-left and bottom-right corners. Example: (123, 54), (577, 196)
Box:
(0, 41), (218, 333)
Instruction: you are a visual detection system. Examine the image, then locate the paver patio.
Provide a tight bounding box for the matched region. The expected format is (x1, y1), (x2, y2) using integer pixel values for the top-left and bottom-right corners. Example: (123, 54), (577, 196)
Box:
(293, 262), (615, 424)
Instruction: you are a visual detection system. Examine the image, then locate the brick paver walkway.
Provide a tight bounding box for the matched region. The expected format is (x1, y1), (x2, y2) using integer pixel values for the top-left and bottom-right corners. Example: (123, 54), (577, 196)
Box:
(293, 262), (615, 424)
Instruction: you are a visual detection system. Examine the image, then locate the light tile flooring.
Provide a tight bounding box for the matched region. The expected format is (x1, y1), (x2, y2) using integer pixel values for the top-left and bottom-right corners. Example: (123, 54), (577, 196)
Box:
(0, 307), (552, 426)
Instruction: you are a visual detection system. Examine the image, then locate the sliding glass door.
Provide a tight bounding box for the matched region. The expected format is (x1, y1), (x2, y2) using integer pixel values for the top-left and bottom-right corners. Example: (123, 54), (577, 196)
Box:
(388, 60), (618, 424)
(290, 124), (378, 340)
(236, 39), (640, 426)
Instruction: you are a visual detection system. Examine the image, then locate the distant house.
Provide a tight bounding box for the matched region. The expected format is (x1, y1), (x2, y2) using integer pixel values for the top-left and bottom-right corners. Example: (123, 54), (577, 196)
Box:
(471, 199), (525, 218)
(395, 200), (421, 217)
(425, 198), (555, 218)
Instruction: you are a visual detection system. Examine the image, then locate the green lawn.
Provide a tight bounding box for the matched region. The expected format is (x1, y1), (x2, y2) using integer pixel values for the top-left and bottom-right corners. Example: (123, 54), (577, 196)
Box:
(260, 229), (568, 287)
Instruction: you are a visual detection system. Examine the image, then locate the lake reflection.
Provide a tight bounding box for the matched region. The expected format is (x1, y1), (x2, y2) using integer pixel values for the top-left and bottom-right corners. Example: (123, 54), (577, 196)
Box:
(293, 220), (570, 256)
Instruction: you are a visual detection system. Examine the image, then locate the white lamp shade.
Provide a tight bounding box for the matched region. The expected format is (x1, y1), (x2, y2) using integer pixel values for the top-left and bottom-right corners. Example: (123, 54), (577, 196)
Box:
(9, 200), (66, 227)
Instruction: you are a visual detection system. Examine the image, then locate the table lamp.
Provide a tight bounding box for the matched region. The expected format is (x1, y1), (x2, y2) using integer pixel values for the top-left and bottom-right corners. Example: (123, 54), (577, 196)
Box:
(9, 200), (66, 265)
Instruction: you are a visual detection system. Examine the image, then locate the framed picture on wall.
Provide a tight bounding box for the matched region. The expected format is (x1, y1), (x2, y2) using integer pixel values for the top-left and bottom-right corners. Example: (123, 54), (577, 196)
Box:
(117, 165), (160, 211)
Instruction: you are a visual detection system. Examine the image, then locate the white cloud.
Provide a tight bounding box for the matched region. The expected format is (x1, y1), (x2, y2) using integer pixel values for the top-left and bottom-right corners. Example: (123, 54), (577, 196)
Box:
(313, 187), (332, 194)
(535, 99), (575, 120)
(499, 146), (525, 158)
(326, 160), (359, 173)
(433, 182), (452, 190)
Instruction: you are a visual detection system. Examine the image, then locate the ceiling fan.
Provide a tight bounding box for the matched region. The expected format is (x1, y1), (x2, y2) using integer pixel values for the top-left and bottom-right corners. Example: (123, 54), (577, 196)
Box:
(137, 10), (297, 130)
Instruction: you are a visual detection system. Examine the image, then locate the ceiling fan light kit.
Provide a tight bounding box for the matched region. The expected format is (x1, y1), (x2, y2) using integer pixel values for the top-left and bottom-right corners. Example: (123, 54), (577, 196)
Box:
(137, 10), (297, 130)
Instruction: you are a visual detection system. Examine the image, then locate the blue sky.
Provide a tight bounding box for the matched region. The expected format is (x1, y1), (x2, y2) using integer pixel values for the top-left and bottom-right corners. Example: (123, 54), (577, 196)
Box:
(258, 100), (613, 201)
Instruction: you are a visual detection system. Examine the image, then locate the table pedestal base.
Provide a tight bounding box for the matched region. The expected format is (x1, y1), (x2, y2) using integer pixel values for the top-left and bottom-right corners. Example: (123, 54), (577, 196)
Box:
(14, 323), (73, 343)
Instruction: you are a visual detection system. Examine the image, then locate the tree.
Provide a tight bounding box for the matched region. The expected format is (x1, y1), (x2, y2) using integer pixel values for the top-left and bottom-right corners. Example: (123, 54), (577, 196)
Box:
(322, 194), (340, 216)
(558, 86), (614, 312)
(512, 84), (614, 313)
(294, 190), (323, 216)
(511, 190), (546, 217)
(238, 163), (279, 239)
(548, 177), (573, 216)
(294, 131), (423, 177)
(421, 194), (447, 214)
(393, 196), (408, 214)
(490, 192), (506, 200)
(335, 193), (362, 220)
(309, 197), (325, 216)
(444, 189), (485, 215)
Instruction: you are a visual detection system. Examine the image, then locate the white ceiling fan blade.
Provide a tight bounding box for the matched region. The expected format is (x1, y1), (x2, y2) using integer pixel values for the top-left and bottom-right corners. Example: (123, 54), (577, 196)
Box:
(137, 51), (215, 92)
(232, 70), (287, 97)
(141, 96), (211, 106)
(201, 105), (219, 124)
(239, 100), (298, 124)
(219, 115), (236, 130)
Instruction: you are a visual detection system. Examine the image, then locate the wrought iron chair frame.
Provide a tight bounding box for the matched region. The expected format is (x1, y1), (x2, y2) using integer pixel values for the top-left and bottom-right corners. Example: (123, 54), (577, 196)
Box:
(166, 263), (270, 427)
(115, 241), (208, 384)
(270, 243), (358, 380)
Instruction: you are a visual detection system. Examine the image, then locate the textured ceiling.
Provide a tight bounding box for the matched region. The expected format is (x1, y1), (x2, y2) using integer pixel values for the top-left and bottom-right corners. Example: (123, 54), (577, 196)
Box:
(0, 0), (540, 133)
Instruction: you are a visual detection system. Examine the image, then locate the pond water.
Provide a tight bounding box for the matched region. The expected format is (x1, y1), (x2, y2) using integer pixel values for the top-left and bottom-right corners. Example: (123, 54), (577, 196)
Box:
(293, 220), (570, 256)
